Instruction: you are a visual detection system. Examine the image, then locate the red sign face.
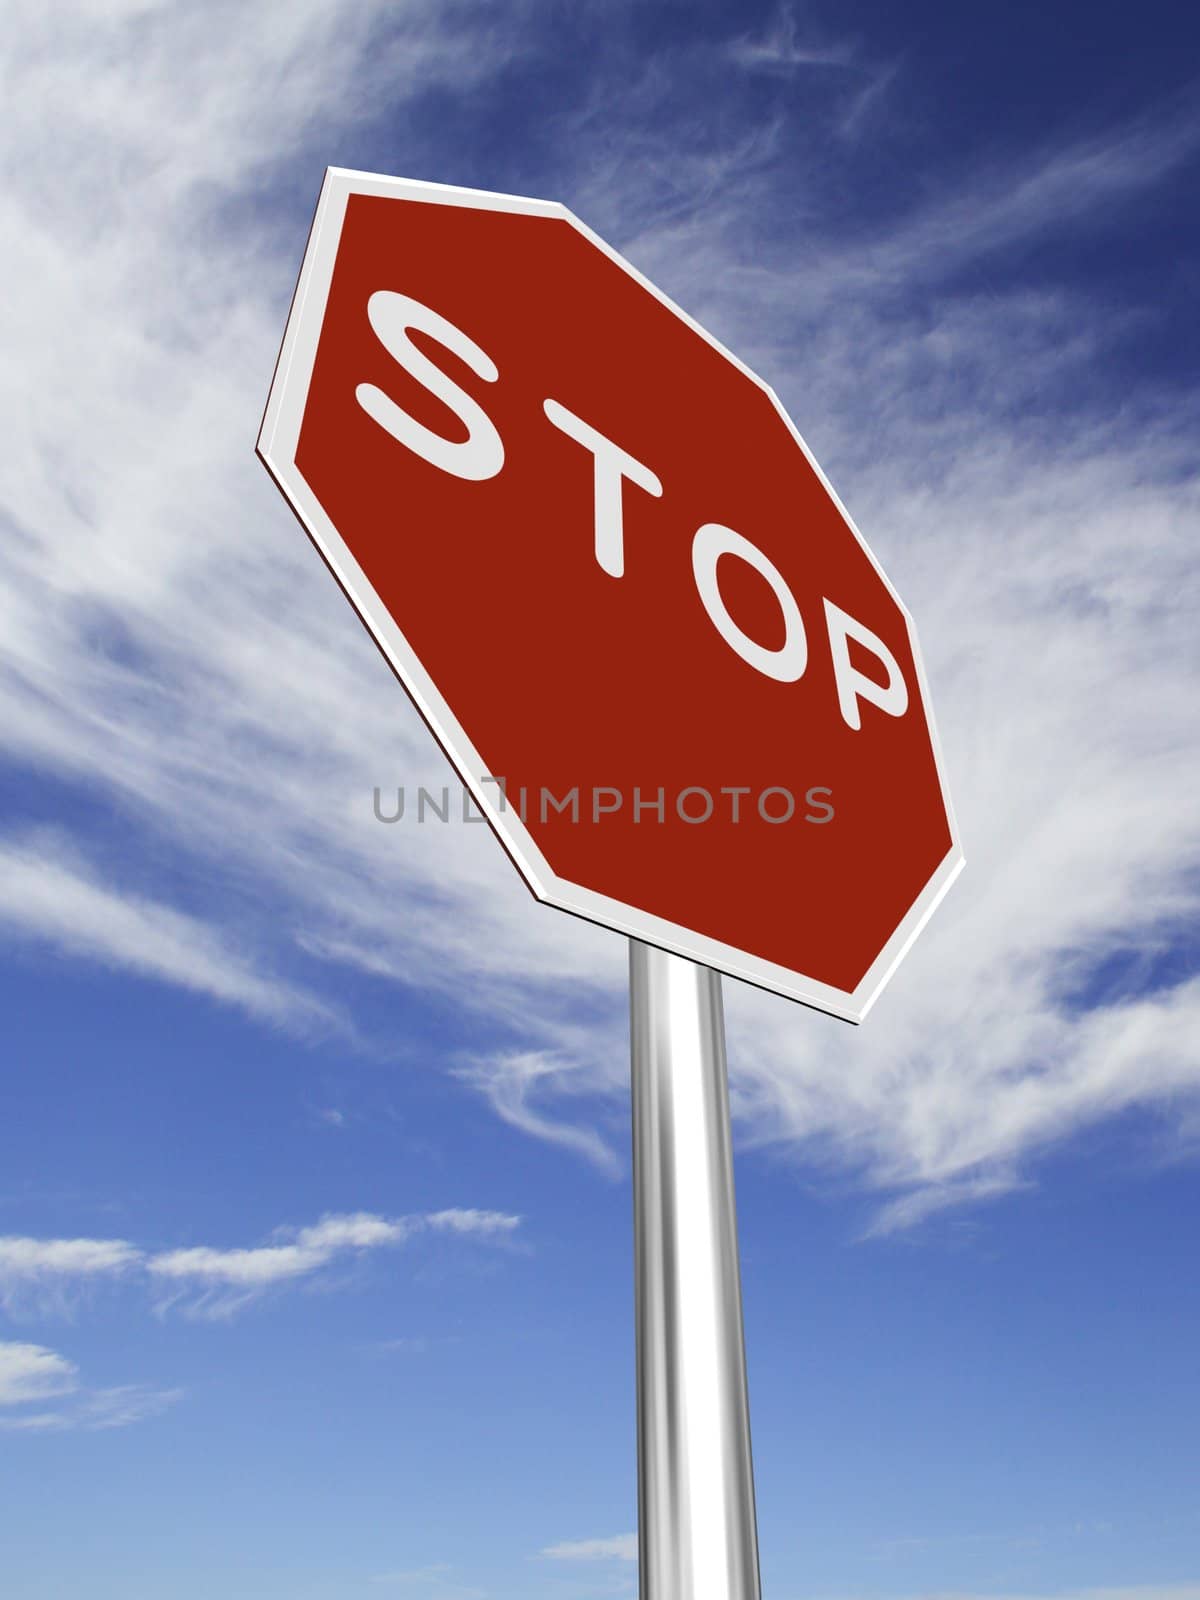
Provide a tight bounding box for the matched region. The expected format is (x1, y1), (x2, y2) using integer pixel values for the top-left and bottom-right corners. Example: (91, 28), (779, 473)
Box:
(259, 170), (962, 1021)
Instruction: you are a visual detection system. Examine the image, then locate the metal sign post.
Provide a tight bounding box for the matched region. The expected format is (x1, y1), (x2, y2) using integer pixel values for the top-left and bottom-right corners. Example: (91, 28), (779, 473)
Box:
(630, 940), (761, 1600)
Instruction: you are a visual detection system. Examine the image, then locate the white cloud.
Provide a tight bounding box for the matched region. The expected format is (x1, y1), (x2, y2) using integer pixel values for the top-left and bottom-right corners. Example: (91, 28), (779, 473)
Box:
(0, 1), (1196, 1232)
(728, 15), (851, 75)
(861, 1171), (1032, 1238)
(0, 1383), (184, 1433)
(148, 1242), (335, 1290)
(0, 1211), (521, 1322)
(423, 1209), (521, 1237)
(145, 1213), (412, 1300)
(0, 1233), (142, 1316)
(0, 833), (333, 1030)
(541, 1533), (638, 1561)
(0, 1341), (78, 1405)
(454, 1053), (623, 1178)
(0, 0), (539, 1032)
(0, 1235), (140, 1277)
(0, 1338), (179, 1431)
(147, 1209), (521, 1317)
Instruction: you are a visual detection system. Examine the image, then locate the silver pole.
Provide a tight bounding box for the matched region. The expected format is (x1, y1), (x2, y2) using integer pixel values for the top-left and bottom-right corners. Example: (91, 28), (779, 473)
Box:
(630, 939), (762, 1600)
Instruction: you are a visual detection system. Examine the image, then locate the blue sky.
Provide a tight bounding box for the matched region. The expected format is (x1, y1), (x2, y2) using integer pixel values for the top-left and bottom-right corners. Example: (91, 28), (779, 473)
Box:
(1, 2), (1198, 1597)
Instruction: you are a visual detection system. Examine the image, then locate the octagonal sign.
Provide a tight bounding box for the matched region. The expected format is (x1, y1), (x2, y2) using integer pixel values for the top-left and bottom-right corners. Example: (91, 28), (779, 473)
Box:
(258, 168), (963, 1022)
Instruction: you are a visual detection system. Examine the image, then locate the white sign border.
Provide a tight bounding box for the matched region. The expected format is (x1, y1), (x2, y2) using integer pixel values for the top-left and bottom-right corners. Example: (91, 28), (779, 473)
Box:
(258, 167), (965, 1024)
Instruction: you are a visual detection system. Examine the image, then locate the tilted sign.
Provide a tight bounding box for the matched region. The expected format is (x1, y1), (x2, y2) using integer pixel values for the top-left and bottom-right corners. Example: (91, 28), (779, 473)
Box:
(258, 169), (962, 1020)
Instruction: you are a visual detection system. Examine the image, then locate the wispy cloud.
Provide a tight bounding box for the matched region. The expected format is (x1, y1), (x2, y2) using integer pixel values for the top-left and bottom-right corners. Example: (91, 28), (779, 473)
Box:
(147, 1209), (521, 1318)
(0, 833), (333, 1030)
(0, 1236), (140, 1279)
(1, 1211), (521, 1323)
(838, 98), (1200, 292)
(0, 1340), (78, 1405)
(0, 1233), (142, 1316)
(423, 1209), (521, 1238)
(0, 1338), (179, 1432)
(455, 1053), (623, 1178)
(727, 8), (853, 74)
(149, 1212), (412, 1291)
(0, 1383), (184, 1433)
(861, 1171), (1032, 1238)
(541, 1534), (637, 1562)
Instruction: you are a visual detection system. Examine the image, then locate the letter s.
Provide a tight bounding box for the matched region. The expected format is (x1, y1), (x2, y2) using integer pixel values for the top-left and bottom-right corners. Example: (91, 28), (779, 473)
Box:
(355, 291), (504, 481)
(804, 786), (835, 824)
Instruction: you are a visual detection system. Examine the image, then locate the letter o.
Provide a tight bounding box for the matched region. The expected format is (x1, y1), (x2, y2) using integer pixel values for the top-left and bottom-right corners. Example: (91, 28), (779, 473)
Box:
(691, 524), (808, 682)
(757, 786), (795, 824)
(675, 786), (714, 824)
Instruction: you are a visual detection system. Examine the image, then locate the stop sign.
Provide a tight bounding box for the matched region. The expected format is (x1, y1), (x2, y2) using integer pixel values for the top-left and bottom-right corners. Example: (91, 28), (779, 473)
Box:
(259, 169), (962, 1022)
